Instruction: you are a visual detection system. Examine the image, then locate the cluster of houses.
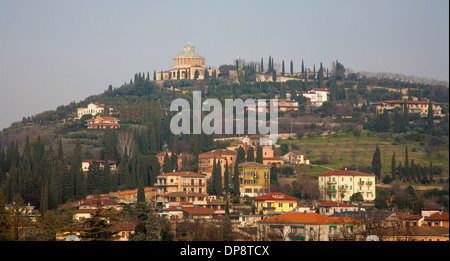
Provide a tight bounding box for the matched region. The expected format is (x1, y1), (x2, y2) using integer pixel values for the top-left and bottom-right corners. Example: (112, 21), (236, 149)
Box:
(48, 135), (447, 241)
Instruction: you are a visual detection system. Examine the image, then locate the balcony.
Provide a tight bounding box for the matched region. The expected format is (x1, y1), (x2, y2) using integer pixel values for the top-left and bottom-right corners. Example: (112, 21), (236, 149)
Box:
(327, 180), (337, 184)
(366, 181), (373, 185)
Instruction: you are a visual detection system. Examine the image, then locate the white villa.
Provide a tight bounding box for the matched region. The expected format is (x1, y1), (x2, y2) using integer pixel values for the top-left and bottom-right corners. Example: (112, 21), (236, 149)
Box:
(77, 103), (112, 119)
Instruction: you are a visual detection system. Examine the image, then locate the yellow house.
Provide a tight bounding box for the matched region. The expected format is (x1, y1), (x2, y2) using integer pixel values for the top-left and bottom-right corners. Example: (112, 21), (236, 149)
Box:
(371, 100), (443, 116)
(238, 162), (270, 197)
(254, 192), (298, 215)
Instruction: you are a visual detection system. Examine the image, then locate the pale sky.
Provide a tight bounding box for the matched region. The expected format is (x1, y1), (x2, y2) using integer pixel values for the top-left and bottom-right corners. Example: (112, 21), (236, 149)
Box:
(0, 0), (448, 130)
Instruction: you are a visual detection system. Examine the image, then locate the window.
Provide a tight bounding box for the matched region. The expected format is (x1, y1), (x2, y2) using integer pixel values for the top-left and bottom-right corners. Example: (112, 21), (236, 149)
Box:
(279, 203), (283, 207)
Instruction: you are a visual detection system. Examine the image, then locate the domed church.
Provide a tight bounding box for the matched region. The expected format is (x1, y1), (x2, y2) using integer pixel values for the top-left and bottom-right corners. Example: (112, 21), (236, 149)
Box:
(157, 42), (219, 81)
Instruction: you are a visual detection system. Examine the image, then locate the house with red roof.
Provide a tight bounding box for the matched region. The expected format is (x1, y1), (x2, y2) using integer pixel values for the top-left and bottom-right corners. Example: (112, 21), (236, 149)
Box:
(254, 192), (299, 215)
(257, 212), (361, 241)
(371, 100), (443, 116)
(85, 115), (120, 129)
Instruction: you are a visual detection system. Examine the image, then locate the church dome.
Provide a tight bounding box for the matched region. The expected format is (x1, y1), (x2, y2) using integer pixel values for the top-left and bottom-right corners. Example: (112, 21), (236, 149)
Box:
(173, 42), (205, 68)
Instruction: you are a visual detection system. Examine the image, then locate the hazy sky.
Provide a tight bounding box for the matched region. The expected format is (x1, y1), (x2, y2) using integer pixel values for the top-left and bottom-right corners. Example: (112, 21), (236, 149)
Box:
(0, 0), (448, 130)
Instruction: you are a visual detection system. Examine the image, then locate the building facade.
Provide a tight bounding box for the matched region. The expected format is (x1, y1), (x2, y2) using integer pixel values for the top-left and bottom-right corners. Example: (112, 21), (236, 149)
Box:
(282, 150), (310, 165)
(154, 171), (207, 196)
(318, 170), (376, 203)
(257, 212), (360, 241)
(85, 116), (120, 129)
(238, 162), (271, 197)
(254, 192), (298, 215)
(77, 103), (113, 119)
(371, 100), (443, 116)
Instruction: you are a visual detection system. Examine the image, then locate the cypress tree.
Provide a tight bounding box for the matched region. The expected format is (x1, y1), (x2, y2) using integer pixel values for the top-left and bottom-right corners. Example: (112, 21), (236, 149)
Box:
(290, 60), (293, 75)
(260, 57), (264, 73)
(403, 100), (409, 127)
(137, 177), (146, 204)
(318, 63), (324, 88)
(404, 145), (409, 181)
(216, 162), (222, 196)
(232, 164), (240, 196)
(429, 161), (433, 183)
(163, 152), (172, 173)
(256, 147), (263, 164)
(426, 99), (434, 134)
(391, 153), (396, 180)
(281, 60), (285, 76)
(224, 160), (230, 195)
(246, 147), (255, 162)
(371, 145), (382, 180)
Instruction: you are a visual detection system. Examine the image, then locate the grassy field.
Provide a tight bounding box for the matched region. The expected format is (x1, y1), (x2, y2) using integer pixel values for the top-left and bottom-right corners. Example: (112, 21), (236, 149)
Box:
(278, 130), (449, 179)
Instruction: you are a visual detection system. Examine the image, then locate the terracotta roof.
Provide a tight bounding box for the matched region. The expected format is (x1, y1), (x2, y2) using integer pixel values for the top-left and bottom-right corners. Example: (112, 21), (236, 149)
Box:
(318, 169), (374, 177)
(259, 212), (357, 224)
(158, 171), (206, 178)
(426, 212), (449, 221)
(319, 201), (359, 208)
(198, 149), (237, 158)
(378, 226), (449, 237)
(182, 207), (215, 215)
(254, 192), (298, 201)
(163, 191), (206, 197)
(238, 162), (270, 168)
(86, 116), (120, 122)
(371, 100), (442, 105)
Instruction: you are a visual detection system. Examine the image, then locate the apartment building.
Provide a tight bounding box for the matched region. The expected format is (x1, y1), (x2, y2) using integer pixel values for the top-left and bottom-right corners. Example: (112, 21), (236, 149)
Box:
(238, 162), (271, 197)
(318, 170), (376, 203)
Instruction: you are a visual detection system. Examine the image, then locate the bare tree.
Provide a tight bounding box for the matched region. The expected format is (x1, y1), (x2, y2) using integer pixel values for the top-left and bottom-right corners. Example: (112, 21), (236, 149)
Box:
(116, 131), (137, 159)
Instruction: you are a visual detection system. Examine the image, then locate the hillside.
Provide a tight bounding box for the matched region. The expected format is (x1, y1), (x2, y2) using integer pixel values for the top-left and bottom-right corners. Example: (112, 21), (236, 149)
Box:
(0, 65), (448, 213)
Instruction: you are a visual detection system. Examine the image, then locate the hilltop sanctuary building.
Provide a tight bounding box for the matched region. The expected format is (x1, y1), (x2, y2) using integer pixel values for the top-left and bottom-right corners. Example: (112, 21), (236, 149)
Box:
(157, 42), (219, 81)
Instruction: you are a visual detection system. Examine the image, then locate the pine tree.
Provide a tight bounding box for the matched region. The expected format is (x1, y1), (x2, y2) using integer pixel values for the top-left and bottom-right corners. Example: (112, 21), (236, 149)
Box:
(0, 192), (14, 241)
(80, 198), (119, 241)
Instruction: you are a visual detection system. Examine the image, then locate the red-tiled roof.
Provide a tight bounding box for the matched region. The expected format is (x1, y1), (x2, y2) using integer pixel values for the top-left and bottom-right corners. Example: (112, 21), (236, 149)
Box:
(426, 212), (449, 221)
(198, 149), (237, 159)
(182, 207), (215, 215)
(254, 192), (298, 201)
(318, 169), (374, 177)
(319, 201), (359, 208)
(158, 171), (206, 178)
(259, 212), (357, 224)
(371, 100), (442, 105)
(238, 162), (270, 168)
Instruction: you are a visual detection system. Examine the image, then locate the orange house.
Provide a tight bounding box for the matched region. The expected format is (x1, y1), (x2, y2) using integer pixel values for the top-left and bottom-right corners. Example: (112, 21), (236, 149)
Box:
(85, 116), (121, 129)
